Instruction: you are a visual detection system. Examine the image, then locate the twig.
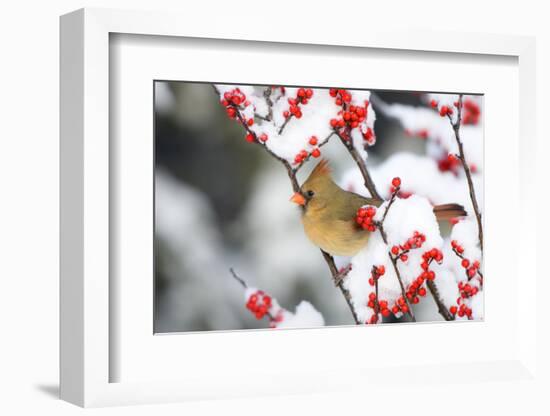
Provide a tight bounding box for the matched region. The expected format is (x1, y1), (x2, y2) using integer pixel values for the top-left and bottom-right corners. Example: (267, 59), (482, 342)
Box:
(292, 132), (335, 173)
(335, 130), (383, 201)
(447, 94), (483, 252)
(229, 267), (247, 288)
(451, 247), (484, 286)
(320, 250), (361, 324)
(278, 114), (294, 134)
(426, 280), (453, 321)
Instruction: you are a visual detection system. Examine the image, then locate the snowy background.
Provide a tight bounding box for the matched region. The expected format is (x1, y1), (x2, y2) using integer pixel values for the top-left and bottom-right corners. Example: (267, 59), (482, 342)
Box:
(154, 82), (484, 333)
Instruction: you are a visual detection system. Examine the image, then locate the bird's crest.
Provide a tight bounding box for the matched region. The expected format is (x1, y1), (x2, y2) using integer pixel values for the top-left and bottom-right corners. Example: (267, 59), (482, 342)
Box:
(310, 159), (332, 178)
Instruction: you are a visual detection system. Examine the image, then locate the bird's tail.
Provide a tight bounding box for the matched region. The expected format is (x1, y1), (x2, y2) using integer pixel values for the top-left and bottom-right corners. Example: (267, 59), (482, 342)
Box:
(433, 203), (467, 221)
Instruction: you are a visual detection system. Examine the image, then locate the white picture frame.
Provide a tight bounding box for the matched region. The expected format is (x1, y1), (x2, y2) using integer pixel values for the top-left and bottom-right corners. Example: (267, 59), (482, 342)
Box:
(60, 7), (538, 408)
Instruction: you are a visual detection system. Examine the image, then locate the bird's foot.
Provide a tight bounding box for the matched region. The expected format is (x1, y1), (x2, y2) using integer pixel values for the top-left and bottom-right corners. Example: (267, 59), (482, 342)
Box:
(333, 264), (352, 286)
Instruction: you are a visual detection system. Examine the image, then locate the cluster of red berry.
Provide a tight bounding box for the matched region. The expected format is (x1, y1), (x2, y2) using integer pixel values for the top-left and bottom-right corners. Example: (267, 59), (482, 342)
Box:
(368, 265), (385, 286)
(450, 301), (473, 319)
(449, 239), (482, 319)
(430, 99), (454, 117)
(437, 153), (461, 174)
(366, 265), (390, 324)
(328, 89), (373, 143)
(292, 136), (322, 164)
(355, 206), (377, 232)
(282, 88), (313, 119)
(462, 99), (481, 125)
(391, 296), (410, 316)
(451, 240), (481, 279)
(458, 281), (479, 299)
(221, 88), (255, 126)
(366, 296), (390, 324)
(390, 230), (427, 263)
(412, 248), (444, 303)
(246, 290), (272, 320)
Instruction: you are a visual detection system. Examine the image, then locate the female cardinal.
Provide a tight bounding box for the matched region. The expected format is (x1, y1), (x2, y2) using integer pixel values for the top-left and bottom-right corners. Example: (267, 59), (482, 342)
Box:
(290, 159), (466, 257)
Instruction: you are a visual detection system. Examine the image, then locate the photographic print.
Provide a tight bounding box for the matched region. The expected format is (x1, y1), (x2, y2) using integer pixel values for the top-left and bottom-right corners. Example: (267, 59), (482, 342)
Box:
(154, 82), (483, 333)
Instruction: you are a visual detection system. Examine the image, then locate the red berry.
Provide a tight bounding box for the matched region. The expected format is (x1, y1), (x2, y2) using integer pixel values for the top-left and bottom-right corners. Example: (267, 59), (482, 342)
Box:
(226, 107), (236, 118)
(259, 133), (268, 142)
(449, 306), (457, 315)
(311, 148), (321, 158)
(391, 246), (399, 255)
(381, 308), (390, 317)
(400, 254), (408, 262)
(461, 259), (470, 268)
(418, 287), (427, 297)
(309, 136), (318, 145)
(245, 133), (255, 143)
(391, 177), (401, 188)
(430, 99), (438, 108)
(377, 265), (385, 275)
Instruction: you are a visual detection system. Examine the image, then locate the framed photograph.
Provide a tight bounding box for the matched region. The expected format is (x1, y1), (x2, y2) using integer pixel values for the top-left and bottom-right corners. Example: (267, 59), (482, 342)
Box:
(60, 8), (538, 408)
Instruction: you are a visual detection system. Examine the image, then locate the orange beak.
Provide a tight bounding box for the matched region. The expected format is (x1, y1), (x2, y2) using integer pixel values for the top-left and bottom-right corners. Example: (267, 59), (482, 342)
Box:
(290, 192), (306, 206)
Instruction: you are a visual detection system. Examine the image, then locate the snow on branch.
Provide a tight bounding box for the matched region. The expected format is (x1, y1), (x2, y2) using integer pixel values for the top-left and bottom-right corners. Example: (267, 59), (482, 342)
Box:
(344, 178), (455, 323)
(229, 268), (325, 329)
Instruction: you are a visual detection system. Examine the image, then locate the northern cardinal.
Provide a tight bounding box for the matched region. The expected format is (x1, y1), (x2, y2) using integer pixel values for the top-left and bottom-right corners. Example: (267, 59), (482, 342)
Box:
(290, 160), (466, 256)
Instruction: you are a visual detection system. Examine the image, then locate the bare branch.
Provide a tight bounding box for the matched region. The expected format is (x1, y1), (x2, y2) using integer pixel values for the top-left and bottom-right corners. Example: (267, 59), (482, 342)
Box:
(426, 280), (453, 321)
(320, 250), (361, 325)
(448, 94), (483, 252)
(229, 267), (247, 288)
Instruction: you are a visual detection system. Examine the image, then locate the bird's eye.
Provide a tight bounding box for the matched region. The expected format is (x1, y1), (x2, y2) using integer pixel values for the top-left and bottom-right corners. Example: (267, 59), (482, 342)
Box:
(307, 190), (315, 197)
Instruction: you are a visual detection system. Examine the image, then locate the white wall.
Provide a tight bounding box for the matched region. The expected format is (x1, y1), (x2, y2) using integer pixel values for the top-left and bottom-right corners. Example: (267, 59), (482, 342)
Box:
(0, 1), (547, 414)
